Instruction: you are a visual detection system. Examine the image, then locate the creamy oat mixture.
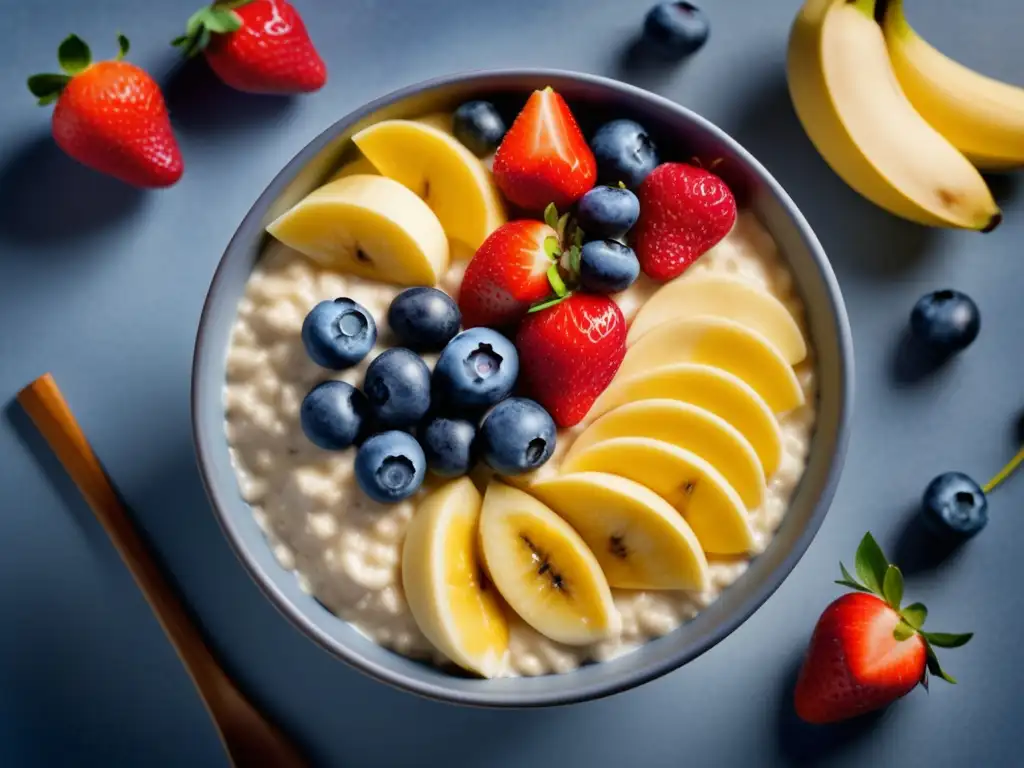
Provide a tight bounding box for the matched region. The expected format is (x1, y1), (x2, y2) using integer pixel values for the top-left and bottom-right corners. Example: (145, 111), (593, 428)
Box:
(223, 211), (817, 677)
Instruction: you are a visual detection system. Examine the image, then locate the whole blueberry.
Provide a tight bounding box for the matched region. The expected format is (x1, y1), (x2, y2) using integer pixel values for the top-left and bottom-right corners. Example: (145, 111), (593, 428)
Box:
(299, 381), (370, 450)
(643, 2), (711, 58)
(479, 398), (556, 476)
(452, 101), (507, 157)
(419, 415), (477, 477)
(387, 287), (461, 352)
(910, 290), (980, 355)
(576, 185), (641, 241)
(354, 431), (426, 504)
(579, 240), (641, 294)
(362, 348), (432, 429)
(433, 328), (519, 411)
(921, 472), (988, 540)
(590, 119), (661, 189)
(301, 298), (377, 369)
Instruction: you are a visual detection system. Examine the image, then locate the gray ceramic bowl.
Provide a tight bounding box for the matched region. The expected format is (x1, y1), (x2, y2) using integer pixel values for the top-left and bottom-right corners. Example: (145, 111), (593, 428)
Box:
(192, 69), (853, 707)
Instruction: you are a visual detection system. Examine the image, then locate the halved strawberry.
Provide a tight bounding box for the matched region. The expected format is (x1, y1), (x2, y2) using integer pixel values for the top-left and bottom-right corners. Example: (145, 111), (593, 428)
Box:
(492, 87), (597, 213)
(794, 533), (973, 725)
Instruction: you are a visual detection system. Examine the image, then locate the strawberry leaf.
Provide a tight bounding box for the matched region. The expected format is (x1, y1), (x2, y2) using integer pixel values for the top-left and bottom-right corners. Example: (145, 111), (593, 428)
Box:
(547, 264), (567, 297)
(27, 73), (71, 104)
(204, 8), (244, 34)
(882, 564), (903, 610)
(921, 631), (973, 649)
(834, 579), (872, 593)
(528, 294), (571, 314)
(543, 236), (561, 262)
(544, 203), (559, 231)
(923, 640), (957, 684)
(854, 532), (888, 596)
(556, 212), (570, 242)
(573, 225), (584, 249)
(837, 562), (869, 591)
(893, 620), (916, 642)
(57, 35), (92, 75)
(901, 602), (928, 629)
(116, 34), (130, 60)
(569, 245), (582, 276)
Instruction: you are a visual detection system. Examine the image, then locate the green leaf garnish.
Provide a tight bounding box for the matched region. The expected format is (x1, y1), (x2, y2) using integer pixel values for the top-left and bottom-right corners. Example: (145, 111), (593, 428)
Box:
(57, 35), (92, 75)
(543, 236), (561, 262)
(854, 532), (888, 596)
(882, 564), (903, 610)
(547, 264), (567, 297)
(528, 293), (572, 313)
(924, 641), (957, 684)
(893, 621), (916, 642)
(901, 602), (927, 629)
(116, 34), (130, 60)
(544, 203), (559, 230)
(921, 631), (973, 649)
(27, 73), (71, 104)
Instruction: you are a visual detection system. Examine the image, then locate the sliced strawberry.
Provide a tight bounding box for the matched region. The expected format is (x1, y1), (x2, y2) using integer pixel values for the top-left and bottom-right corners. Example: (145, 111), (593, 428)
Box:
(492, 87), (597, 213)
(516, 294), (626, 428)
(633, 162), (737, 282)
(794, 533), (973, 725)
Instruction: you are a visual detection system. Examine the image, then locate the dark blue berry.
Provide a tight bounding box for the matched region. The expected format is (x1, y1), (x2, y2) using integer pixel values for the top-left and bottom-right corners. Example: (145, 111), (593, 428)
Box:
(387, 287), (461, 352)
(643, 2), (711, 58)
(910, 290), (981, 355)
(921, 472), (988, 540)
(433, 328), (519, 411)
(300, 381), (370, 450)
(579, 240), (641, 294)
(479, 398), (556, 476)
(363, 348), (431, 429)
(301, 298), (377, 369)
(590, 119), (661, 189)
(419, 415), (477, 477)
(354, 431), (426, 504)
(452, 101), (507, 157)
(576, 185), (640, 241)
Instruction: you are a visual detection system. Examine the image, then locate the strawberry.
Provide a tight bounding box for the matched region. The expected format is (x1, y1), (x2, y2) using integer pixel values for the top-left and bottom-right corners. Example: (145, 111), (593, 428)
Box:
(492, 87), (597, 213)
(516, 293), (626, 428)
(27, 35), (183, 188)
(794, 533), (973, 725)
(173, 0), (326, 95)
(633, 162), (737, 282)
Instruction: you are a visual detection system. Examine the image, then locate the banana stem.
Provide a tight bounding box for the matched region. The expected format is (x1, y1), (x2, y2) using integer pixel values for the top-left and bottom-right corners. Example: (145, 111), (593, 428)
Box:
(983, 446), (1024, 495)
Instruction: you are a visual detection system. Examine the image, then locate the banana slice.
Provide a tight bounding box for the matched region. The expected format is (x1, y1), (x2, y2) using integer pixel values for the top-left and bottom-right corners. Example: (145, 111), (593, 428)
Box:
(615, 316), (804, 414)
(266, 174), (449, 286)
(564, 399), (765, 509)
(588, 363), (783, 476)
(330, 154), (379, 181)
(402, 478), (510, 678)
(531, 473), (710, 590)
(353, 119), (506, 251)
(479, 481), (617, 645)
(561, 439), (756, 555)
(627, 275), (807, 364)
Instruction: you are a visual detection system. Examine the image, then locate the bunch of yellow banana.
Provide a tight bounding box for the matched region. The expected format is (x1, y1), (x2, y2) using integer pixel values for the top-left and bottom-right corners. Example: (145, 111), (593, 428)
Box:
(787, 0), (1024, 230)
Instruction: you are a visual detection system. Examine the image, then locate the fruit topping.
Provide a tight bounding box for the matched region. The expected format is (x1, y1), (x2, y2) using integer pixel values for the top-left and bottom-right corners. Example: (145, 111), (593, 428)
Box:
(433, 328), (519, 411)
(578, 240), (640, 294)
(452, 100), (508, 158)
(634, 162), (737, 281)
(910, 289), (981, 356)
(492, 87), (597, 212)
(301, 298), (377, 369)
(419, 415), (478, 478)
(172, 0), (326, 94)
(354, 431), (426, 503)
(299, 381), (370, 450)
(478, 398), (556, 476)
(921, 472), (988, 540)
(458, 220), (557, 329)
(576, 185), (641, 240)
(643, 2), (711, 59)
(362, 348), (432, 429)
(387, 287), (461, 352)
(516, 294), (627, 428)
(590, 119), (661, 189)
(794, 533), (972, 724)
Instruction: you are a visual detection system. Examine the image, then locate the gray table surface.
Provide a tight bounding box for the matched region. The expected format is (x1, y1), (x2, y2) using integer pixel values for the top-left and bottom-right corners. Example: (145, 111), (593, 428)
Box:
(2, 0), (1023, 765)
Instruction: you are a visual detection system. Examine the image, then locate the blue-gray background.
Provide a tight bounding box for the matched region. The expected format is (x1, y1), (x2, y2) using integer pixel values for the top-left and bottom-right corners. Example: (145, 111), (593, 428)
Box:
(1, 0), (1022, 765)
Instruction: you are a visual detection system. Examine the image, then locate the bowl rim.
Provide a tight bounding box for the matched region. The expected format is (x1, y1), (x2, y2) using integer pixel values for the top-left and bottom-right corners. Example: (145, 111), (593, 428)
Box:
(192, 67), (854, 707)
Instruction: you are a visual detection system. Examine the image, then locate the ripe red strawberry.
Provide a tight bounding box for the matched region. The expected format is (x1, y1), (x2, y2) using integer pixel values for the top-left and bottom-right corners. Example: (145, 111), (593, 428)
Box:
(794, 533), (972, 725)
(633, 162), (737, 281)
(459, 220), (559, 329)
(28, 35), (183, 188)
(516, 294), (626, 428)
(492, 87), (597, 213)
(173, 0), (326, 95)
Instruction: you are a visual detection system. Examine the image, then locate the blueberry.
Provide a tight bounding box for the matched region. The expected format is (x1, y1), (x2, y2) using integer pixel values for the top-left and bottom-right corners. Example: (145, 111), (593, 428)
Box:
(301, 298), (377, 369)
(921, 472), (988, 540)
(387, 287), (461, 352)
(362, 348), (431, 429)
(910, 290), (980, 355)
(299, 381), (370, 450)
(576, 185), (640, 241)
(452, 101), (507, 157)
(579, 240), (641, 294)
(419, 415), (477, 477)
(354, 431), (426, 504)
(433, 328), (519, 411)
(590, 119), (661, 189)
(479, 398), (556, 476)
(643, 2), (711, 58)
